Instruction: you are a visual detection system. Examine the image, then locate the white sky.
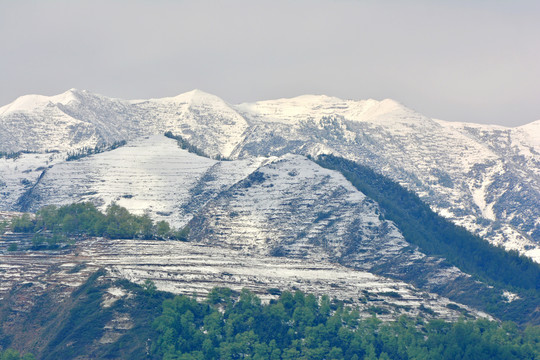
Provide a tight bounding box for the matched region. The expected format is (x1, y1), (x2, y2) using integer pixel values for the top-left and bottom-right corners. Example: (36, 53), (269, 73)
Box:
(1, 0), (539, 126)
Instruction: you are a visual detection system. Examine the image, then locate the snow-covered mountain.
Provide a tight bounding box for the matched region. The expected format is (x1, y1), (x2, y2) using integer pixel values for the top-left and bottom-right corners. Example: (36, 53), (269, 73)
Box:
(20, 135), (265, 226)
(0, 89), (135, 152)
(0, 136), (507, 320)
(232, 95), (540, 261)
(1, 89), (538, 262)
(0, 89), (247, 157)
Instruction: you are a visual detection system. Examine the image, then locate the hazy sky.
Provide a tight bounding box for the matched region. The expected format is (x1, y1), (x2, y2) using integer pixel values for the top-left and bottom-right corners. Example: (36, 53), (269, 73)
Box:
(1, 0), (539, 126)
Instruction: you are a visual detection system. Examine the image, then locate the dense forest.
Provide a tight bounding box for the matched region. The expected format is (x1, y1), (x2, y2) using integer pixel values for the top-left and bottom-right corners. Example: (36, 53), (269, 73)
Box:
(6, 269), (538, 360)
(151, 288), (540, 360)
(0, 350), (34, 360)
(315, 155), (540, 292)
(7, 202), (187, 248)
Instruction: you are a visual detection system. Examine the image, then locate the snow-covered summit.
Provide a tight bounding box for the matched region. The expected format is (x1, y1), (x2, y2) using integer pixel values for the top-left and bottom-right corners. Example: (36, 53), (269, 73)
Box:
(516, 119), (540, 151)
(132, 89), (222, 106)
(0, 89), (248, 157)
(0, 88), (85, 115)
(235, 95), (414, 125)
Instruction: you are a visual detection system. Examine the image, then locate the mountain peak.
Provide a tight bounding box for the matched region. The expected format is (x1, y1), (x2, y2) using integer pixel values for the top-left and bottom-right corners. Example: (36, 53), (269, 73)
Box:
(181, 89), (223, 103)
(0, 94), (49, 115)
(148, 89), (227, 106)
(0, 89), (93, 115)
(53, 88), (84, 103)
(378, 98), (404, 109)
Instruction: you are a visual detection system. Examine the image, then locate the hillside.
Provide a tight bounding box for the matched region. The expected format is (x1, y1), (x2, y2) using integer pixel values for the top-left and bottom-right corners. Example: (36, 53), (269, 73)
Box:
(1, 89), (538, 262)
(2, 136), (539, 326)
(1, 89), (539, 335)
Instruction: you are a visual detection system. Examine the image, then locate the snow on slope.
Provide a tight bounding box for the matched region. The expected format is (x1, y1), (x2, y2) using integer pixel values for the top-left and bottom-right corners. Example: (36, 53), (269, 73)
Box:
(1, 89), (539, 261)
(0, 89), (248, 159)
(434, 119), (540, 260)
(516, 120), (540, 153)
(0, 89), (137, 152)
(0, 151), (66, 211)
(131, 90), (249, 158)
(0, 237), (490, 322)
(236, 95), (433, 133)
(190, 154), (375, 256)
(232, 97), (540, 261)
(25, 135), (216, 226)
(185, 153), (507, 309)
(0, 132), (522, 318)
(24, 135), (266, 227)
(0, 89), (79, 115)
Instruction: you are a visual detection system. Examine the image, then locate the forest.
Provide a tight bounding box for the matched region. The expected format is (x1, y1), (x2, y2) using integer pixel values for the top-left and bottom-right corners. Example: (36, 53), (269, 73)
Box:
(151, 288), (540, 360)
(6, 271), (538, 360)
(0, 350), (34, 360)
(7, 202), (187, 248)
(314, 154), (540, 292)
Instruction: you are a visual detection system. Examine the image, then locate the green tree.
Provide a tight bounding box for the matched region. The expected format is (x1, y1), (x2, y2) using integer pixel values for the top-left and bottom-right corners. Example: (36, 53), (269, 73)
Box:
(0, 220), (8, 234)
(11, 213), (34, 232)
(138, 213), (154, 239)
(143, 279), (157, 296)
(156, 220), (171, 239)
(150, 287), (540, 360)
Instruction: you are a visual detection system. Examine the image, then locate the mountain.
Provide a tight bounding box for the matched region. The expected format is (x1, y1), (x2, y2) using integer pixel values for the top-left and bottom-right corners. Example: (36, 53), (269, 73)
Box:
(1, 89), (538, 262)
(3, 133), (539, 324)
(0, 89), (247, 157)
(0, 89), (135, 152)
(2, 89), (540, 356)
(1, 89), (539, 320)
(232, 95), (540, 261)
(131, 90), (248, 158)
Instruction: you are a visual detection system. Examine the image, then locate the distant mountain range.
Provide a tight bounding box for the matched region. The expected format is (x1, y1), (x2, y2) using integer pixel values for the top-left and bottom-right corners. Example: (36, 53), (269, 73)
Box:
(1, 89), (538, 262)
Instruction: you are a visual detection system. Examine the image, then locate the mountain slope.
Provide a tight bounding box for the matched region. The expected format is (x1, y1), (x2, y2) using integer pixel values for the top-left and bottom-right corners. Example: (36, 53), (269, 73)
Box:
(0, 89), (538, 263)
(2, 132), (540, 324)
(315, 154), (539, 291)
(0, 89), (248, 158)
(18, 135), (265, 226)
(232, 96), (540, 261)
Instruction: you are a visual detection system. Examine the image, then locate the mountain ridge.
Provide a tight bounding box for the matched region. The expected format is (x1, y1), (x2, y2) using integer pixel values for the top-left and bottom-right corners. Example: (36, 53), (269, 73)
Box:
(1, 89), (539, 264)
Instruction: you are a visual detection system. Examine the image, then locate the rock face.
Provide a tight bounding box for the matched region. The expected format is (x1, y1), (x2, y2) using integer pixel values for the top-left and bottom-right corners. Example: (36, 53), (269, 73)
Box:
(1, 89), (538, 260)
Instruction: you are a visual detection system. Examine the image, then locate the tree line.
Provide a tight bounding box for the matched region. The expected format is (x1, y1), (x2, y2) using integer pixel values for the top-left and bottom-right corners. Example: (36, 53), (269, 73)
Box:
(151, 287), (540, 360)
(164, 131), (229, 161)
(314, 154), (540, 292)
(66, 140), (127, 161)
(8, 202), (187, 248)
(0, 349), (34, 360)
